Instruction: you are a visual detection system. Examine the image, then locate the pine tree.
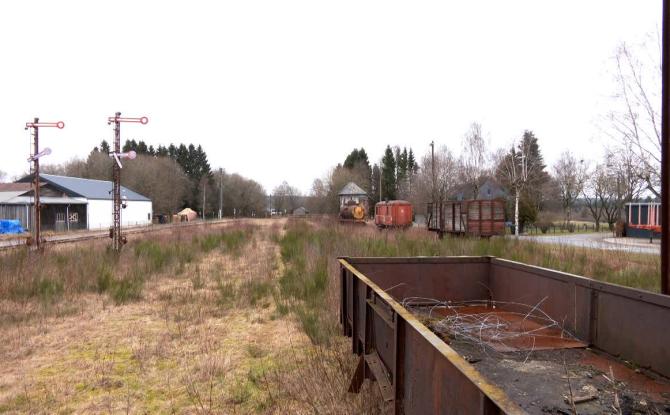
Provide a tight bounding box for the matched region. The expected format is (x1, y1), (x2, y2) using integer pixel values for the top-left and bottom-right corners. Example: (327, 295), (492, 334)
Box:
(100, 140), (110, 154)
(137, 140), (149, 154)
(408, 148), (418, 174)
(167, 144), (177, 158)
(370, 164), (381, 206)
(381, 146), (397, 200)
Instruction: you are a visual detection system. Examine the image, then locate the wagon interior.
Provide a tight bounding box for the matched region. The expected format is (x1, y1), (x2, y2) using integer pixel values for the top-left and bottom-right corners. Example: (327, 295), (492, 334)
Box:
(341, 257), (670, 414)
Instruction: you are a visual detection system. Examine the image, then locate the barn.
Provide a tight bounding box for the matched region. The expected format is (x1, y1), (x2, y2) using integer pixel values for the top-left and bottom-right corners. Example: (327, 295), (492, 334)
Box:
(0, 174), (152, 232)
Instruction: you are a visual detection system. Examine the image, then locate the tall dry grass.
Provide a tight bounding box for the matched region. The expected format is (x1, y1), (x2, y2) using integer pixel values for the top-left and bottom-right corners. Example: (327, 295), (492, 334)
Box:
(0, 223), (255, 326)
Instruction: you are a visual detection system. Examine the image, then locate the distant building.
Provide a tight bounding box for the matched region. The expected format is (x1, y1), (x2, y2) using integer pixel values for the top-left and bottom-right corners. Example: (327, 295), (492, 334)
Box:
(338, 182), (368, 208)
(625, 202), (661, 237)
(453, 178), (507, 201)
(0, 174), (152, 232)
(293, 207), (309, 216)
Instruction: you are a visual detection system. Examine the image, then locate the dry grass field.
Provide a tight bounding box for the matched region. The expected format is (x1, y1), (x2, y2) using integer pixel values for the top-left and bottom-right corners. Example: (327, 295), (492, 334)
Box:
(0, 217), (660, 414)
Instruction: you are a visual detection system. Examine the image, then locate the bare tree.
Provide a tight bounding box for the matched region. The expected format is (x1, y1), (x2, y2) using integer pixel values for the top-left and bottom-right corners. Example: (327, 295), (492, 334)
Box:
(223, 173), (266, 217)
(608, 37), (661, 197)
(496, 139), (543, 237)
(272, 181), (301, 213)
(459, 122), (489, 199)
(582, 164), (608, 231)
(0, 170), (6, 182)
(122, 155), (191, 215)
(416, 145), (458, 205)
(553, 151), (587, 226)
(306, 178), (331, 214)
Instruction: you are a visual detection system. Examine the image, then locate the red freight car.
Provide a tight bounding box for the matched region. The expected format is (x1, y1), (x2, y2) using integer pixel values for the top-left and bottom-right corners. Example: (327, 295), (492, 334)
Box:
(427, 199), (505, 237)
(375, 200), (413, 228)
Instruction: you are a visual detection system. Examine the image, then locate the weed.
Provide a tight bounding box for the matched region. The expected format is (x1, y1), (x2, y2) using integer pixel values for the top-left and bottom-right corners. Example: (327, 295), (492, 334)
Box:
(246, 344), (267, 359)
(217, 281), (237, 307)
(239, 279), (273, 306)
(96, 266), (114, 294)
(37, 278), (64, 305)
(191, 266), (205, 290)
(110, 274), (144, 305)
(228, 381), (252, 405)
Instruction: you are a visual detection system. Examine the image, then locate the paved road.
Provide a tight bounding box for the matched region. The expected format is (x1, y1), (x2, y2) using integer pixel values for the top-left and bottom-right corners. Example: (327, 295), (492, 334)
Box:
(517, 232), (660, 255)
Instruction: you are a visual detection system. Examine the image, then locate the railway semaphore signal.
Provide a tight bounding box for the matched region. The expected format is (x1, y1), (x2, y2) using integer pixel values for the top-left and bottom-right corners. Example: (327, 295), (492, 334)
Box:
(107, 112), (148, 251)
(24, 118), (65, 250)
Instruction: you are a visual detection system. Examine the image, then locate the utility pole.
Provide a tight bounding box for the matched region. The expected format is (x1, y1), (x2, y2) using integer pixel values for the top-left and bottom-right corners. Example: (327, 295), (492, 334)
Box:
(107, 113), (148, 252)
(430, 140), (436, 204)
(25, 118), (64, 250)
(219, 167), (223, 220)
(203, 180), (206, 220)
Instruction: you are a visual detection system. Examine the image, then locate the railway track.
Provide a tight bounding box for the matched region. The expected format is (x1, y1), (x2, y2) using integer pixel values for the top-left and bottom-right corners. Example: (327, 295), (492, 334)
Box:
(0, 218), (254, 251)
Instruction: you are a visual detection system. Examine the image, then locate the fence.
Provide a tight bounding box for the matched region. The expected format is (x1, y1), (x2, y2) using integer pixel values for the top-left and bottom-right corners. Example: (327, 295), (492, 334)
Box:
(524, 222), (611, 235)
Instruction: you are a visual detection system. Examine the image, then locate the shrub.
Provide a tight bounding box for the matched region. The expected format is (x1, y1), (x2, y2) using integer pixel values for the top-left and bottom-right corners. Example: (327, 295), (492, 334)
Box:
(109, 274), (144, 304)
(36, 278), (64, 305)
(535, 221), (551, 234)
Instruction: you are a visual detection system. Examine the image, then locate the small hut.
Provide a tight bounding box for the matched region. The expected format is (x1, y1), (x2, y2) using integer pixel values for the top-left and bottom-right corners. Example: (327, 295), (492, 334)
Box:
(174, 207), (198, 222)
(338, 182), (368, 208)
(293, 207), (309, 216)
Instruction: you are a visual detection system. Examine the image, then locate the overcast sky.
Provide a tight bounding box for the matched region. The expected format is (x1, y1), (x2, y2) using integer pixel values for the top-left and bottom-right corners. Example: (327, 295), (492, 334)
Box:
(0, 1), (661, 193)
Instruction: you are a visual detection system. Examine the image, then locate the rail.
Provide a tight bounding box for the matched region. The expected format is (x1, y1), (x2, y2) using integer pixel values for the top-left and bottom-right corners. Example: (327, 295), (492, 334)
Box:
(0, 218), (253, 251)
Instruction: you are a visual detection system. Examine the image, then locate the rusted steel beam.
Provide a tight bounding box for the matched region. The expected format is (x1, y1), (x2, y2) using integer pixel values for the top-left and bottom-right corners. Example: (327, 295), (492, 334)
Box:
(365, 351), (394, 403)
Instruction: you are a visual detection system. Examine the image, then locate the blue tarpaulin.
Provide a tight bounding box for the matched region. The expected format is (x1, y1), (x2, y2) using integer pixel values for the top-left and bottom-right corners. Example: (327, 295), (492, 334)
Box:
(0, 220), (25, 234)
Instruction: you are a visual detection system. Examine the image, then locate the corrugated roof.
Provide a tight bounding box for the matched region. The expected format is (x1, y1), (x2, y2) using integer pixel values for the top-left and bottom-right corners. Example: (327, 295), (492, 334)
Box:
(38, 174), (150, 201)
(338, 182), (367, 196)
(0, 191), (28, 204)
(0, 183), (32, 192)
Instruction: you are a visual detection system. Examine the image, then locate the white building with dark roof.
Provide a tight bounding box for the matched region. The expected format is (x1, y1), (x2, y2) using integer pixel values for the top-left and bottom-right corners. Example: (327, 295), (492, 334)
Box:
(0, 174), (152, 232)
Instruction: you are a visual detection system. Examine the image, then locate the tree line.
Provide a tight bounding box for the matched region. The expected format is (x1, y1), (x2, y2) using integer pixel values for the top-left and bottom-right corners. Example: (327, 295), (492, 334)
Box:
(42, 140), (267, 217)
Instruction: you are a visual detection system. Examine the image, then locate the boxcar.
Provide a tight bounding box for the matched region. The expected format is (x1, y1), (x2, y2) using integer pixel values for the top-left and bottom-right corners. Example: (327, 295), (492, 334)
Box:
(427, 199), (505, 237)
(374, 200), (413, 228)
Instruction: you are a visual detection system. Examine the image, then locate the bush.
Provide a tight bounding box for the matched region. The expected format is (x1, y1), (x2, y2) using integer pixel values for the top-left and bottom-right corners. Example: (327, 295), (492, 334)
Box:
(110, 274), (144, 304)
(96, 267), (113, 293)
(536, 221), (551, 234)
(36, 278), (64, 305)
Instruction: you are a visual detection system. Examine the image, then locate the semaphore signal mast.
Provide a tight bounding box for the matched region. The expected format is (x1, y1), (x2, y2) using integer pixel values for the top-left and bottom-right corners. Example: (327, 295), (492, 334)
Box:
(25, 118), (64, 250)
(107, 112), (148, 251)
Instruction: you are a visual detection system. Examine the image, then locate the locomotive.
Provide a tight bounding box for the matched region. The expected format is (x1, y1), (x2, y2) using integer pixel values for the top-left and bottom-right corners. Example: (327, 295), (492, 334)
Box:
(339, 200), (367, 224)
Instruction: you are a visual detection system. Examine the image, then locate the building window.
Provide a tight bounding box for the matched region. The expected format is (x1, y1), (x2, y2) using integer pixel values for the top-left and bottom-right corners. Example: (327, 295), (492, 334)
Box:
(56, 212), (66, 222)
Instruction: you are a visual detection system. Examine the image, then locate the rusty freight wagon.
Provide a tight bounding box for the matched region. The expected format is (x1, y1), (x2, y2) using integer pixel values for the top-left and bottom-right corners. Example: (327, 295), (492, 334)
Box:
(428, 199), (505, 237)
(375, 200), (413, 228)
(339, 256), (670, 414)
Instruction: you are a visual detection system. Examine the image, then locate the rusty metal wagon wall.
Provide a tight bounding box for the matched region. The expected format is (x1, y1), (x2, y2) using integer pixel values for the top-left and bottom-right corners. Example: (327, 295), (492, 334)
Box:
(339, 256), (670, 414)
(427, 199), (505, 237)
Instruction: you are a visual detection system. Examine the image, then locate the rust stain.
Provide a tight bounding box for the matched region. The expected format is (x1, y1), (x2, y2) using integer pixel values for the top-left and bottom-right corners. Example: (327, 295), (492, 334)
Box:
(423, 305), (587, 352)
(580, 352), (670, 401)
